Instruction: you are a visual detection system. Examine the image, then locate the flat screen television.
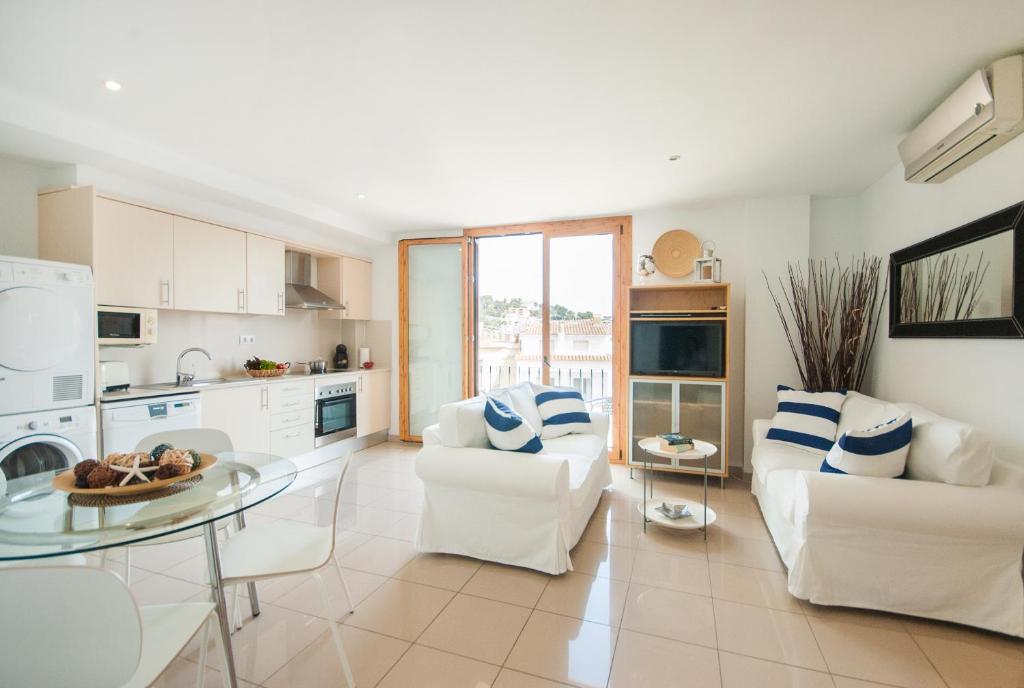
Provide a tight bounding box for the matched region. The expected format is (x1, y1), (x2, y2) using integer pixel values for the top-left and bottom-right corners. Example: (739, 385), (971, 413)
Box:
(630, 319), (726, 377)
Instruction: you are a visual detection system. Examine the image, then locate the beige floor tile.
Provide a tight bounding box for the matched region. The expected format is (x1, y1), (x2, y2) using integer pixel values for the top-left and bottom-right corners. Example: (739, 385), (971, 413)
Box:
(263, 625), (409, 688)
(609, 629), (720, 687)
(336, 504), (411, 536)
(579, 516), (643, 548)
(536, 572), (627, 626)
(368, 487), (425, 514)
(714, 511), (772, 541)
(591, 493), (645, 523)
(832, 678), (910, 687)
(621, 583), (717, 647)
(505, 610), (617, 688)
(377, 513), (421, 542)
(248, 493), (313, 519)
(634, 524), (709, 559)
(462, 563), (551, 607)
(714, 599), (827, 671)
(272, 566), (387, 619)
(338, 481), (394, 506)
(493, 668), (573, 687)
(708, 561), (803, 613)
(332, 529), (375, 556)
(808, 617), (945, 687)
(192, 603), (330, 684)
(253, 572), (308, 603)
(378, 644), (499, 688)
(568, 540), (635, 581)
(394, 553), (482, 591)
(630, 549), (711, 596)
(719, 651), (834, 688)
(162, 553), (215, 585)
(336, 535), (418, 576)
(913, 631), (1024, 688)
(343, 578), (453, 641)
(129, 572), (208, 606)
(707, 531), (785, 571)
(800, 601), (909, 631)
(418, 594), (531, 665)
(126, 537), (206, 572)
(152, 657), (260, 688)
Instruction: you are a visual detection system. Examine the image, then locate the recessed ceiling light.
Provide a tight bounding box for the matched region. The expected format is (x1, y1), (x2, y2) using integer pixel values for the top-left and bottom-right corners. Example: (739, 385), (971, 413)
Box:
(668, 154), (680, 161)
(355, 193), (366, 199)
(103, 80), (122, 92)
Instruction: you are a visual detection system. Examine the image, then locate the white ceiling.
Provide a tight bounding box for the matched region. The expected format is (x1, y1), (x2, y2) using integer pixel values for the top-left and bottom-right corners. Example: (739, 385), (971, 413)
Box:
(0, 1), (1022, 241)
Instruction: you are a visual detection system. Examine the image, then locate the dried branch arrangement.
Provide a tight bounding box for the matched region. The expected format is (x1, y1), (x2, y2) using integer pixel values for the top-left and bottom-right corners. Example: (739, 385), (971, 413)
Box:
(764, 256), (887, 392)
(899, 251), (990, 323)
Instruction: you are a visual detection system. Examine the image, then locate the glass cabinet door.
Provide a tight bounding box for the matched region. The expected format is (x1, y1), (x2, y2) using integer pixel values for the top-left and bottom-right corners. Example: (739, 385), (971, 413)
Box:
(676, 381), (725, 474)
(630, 380), (674, 467)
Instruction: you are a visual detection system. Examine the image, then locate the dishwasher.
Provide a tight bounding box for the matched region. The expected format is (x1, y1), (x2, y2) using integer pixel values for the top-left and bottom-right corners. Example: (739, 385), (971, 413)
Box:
(101, 393), (202, 455)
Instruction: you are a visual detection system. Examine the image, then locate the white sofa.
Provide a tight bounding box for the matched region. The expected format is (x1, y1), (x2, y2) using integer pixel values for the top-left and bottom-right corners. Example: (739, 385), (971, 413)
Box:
(752, 391), (1024, 637)
(416, 385), (612, 575)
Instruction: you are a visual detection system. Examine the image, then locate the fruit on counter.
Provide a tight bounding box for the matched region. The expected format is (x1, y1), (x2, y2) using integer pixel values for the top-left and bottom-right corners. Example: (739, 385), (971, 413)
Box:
(244, 356), (280, 371)
(276, 362), (287, 369)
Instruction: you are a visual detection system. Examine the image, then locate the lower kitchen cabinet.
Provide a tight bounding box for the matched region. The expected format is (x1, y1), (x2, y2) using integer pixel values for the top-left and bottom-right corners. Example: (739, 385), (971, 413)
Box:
(357, 371), (390, 438)
(201, 384), (270, 454)
(271, 423), (314, 458)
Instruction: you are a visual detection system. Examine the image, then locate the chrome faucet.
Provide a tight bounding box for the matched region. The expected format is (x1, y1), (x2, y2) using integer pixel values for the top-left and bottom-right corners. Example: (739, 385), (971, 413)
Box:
(176, 347), (212, 386)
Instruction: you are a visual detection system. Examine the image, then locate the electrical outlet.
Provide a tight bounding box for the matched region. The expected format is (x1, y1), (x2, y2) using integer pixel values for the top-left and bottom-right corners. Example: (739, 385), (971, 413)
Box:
(239, 335), (255, 345)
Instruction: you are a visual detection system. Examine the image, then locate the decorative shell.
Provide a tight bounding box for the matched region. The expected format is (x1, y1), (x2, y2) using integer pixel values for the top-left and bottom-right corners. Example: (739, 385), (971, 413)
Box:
(159, 448), (197, 472)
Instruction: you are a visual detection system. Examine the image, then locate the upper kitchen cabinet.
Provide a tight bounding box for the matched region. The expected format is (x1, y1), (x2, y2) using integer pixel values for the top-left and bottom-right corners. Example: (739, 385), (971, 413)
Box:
(38, 189), (175, 309)
(172, 217), (247, 314)
(245, 234), (285, 315)
(317, 255), (373, 320)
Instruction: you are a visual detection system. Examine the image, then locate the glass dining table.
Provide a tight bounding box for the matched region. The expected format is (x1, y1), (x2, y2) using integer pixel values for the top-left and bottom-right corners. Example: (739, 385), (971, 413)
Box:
(0, 452), (304, 688)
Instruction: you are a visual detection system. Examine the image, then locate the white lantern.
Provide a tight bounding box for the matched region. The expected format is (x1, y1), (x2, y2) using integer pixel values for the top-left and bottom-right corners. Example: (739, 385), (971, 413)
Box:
(694, 241), (722, 283)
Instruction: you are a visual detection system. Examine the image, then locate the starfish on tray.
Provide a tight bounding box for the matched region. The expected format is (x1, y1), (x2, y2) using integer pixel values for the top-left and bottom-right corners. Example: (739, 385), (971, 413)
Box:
(109, 455), (160, 487)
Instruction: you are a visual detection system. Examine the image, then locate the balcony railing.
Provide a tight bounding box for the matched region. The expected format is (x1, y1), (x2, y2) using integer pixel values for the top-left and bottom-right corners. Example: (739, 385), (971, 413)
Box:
(477, 364), (613, 414)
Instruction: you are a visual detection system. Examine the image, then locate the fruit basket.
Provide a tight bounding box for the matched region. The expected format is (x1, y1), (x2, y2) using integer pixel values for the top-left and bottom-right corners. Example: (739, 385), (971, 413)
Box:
(243, 357), (289, 378)
(53, 445), (218, 497)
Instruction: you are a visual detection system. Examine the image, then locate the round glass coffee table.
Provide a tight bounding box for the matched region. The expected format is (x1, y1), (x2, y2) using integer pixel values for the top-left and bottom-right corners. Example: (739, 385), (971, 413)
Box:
(636, 437), (718, 539)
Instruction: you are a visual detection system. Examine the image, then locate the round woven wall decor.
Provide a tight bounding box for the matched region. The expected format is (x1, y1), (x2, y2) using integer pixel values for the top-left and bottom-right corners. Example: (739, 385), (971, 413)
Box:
(651, 229), (700, 277)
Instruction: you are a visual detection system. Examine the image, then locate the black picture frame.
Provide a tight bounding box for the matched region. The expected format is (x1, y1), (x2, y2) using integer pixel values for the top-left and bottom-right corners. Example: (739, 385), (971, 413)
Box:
(889, 200), (1024, 338)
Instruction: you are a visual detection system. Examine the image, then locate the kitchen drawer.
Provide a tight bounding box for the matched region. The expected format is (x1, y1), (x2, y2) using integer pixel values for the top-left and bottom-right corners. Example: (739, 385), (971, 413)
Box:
(270, 393), (311, 415)
(271, 408), (309, 431)
(270, 379), (314, 401)
(270, 423), (314, 459)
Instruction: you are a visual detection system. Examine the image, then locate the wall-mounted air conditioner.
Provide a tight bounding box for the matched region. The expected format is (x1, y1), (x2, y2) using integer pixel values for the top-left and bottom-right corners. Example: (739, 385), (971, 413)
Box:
(899, 54), (1023, 183)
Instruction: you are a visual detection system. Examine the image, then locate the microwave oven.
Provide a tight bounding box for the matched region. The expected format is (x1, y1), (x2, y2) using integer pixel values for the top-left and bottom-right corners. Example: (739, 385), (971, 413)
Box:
(97, 306), (158, 346)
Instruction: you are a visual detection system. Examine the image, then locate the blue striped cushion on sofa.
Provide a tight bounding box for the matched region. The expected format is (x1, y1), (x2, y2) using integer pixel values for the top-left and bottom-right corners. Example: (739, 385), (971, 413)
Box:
(532, 385), (592, 439)
(821, 411), (913, 478)
(766, 385), (847, 455)
(484, 395), (543, 453)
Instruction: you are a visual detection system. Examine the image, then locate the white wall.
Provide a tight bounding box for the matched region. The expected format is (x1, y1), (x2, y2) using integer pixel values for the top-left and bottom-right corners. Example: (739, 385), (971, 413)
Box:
(0, 156), (74, 257)
(812, 134), (1024, 464)
(810, 196), (860, 260)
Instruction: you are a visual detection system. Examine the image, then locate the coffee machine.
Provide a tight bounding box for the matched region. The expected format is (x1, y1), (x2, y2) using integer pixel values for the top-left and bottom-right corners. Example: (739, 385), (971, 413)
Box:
(333, 344), (349, 370)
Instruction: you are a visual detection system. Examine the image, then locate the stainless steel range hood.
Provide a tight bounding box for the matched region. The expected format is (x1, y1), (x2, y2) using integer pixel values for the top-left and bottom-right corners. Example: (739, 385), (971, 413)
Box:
(285, 250), (345, 310)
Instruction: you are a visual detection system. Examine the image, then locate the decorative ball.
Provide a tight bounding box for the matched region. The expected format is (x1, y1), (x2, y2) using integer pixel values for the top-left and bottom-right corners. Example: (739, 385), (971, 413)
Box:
(637, 254), (656, 277)
(87, 465), (120, 488)
(187, 449), (201, 469)
(159, 449), (195, 473)
(154, 463), (186, 480)
(150, 443), (174, 462)
(73, 460), (99, 487)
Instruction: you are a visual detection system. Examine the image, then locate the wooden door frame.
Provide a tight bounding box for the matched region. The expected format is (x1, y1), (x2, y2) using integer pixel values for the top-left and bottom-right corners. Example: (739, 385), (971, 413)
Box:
(397, 236), (473, 442)
(465, 215), (632, 463)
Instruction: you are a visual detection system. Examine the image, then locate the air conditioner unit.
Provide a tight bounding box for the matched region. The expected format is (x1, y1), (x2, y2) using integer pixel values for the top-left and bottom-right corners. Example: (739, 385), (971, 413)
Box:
(899, 54), (1023, 183)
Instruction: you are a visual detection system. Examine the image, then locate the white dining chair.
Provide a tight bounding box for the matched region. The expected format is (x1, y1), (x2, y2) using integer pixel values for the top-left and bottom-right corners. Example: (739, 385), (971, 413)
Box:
(109, 429), (235, 585)
(0, 566), (229, 688)
(216, 452), (356, 687)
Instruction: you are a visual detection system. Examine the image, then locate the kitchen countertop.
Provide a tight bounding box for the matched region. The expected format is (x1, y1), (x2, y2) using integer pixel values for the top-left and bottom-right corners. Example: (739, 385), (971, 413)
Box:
(100, 367), (389, 403)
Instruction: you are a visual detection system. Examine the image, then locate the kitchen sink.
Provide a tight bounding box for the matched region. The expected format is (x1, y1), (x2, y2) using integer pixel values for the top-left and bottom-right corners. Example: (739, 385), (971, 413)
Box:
(144, 377), (232, 389)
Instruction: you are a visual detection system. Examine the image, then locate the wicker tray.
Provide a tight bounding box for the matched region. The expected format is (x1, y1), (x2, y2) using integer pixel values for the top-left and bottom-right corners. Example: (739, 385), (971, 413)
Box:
(52, 453), (218, 496)
(244, 368), (287, 378)
(67, 474), (204, 507)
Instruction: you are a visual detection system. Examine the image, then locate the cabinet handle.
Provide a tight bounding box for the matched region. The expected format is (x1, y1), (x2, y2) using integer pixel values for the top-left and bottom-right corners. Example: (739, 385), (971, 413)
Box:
(159, 280), (170, 306)
(261, 386), (269, 409)
(284, 431), (299, 439)
(358, 376), (363, 393)
(282, 400), (302, 408)
(238, 288), (246, 312)
(278, 291), (285, 313)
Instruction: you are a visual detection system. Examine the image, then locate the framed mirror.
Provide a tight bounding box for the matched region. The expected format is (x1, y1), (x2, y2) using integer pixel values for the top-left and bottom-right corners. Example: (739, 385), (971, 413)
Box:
(889, 200), (1023, 338)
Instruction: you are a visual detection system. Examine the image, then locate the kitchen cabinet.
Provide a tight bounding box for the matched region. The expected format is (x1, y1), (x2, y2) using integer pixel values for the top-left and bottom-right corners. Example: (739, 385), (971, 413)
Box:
(173, 217), (247, 314)
(271, 423), (314, 458)
(92, 197), (175, 309)
(357, 371), (390, 437)
(201, 384), (270, 454)
(246, 234), (285, 316)
(316, 256), (373, 320)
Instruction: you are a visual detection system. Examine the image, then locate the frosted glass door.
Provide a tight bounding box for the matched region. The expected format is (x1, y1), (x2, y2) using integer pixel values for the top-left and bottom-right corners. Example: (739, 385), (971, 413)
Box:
(406, 242), (464, 438)
(630, 380), (674, 467)
(676, 381), (725, 473)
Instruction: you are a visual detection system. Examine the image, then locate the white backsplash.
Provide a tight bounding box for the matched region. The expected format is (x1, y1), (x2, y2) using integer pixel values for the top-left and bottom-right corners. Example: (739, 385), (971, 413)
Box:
(101, 308), (390, 385)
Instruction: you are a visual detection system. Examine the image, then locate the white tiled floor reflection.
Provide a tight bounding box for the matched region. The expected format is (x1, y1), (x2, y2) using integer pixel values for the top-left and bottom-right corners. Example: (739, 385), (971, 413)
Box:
(128, 441), (1023, 687)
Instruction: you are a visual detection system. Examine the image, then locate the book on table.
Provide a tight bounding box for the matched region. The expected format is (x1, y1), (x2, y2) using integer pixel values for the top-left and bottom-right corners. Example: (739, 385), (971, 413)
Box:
(656, 433), (694, 453)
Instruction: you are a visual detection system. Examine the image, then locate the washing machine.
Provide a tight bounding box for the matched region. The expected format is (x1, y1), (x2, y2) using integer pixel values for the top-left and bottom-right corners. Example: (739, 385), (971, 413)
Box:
(0, 254), (95, 416)
(0, 405), (97, 482)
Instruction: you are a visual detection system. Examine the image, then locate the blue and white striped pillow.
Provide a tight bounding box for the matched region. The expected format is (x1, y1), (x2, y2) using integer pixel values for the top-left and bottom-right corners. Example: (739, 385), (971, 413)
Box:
(533, 385), (592, 439)
(766, 385), (847, 455)
(484, 395), (543, 453)
(821, 412), (913, 478)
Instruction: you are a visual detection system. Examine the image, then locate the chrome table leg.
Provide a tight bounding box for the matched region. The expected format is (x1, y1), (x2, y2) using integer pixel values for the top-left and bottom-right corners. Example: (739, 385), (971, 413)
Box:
(204, 522), (238, 688)
(233, 509), (261, 618)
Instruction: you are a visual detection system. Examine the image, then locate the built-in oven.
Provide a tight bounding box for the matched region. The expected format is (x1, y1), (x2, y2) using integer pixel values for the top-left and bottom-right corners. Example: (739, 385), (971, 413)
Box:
(97, 306), (158, 346)
(315, 380), (357, 447)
